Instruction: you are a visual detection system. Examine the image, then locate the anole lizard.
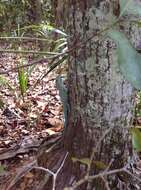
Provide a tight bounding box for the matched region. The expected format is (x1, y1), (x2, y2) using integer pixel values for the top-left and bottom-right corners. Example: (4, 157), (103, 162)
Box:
(56, 76), (69, 129)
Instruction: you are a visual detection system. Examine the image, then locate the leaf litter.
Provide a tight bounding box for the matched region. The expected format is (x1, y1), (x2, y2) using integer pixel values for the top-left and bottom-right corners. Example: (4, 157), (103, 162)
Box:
(0, 43), (64, 189)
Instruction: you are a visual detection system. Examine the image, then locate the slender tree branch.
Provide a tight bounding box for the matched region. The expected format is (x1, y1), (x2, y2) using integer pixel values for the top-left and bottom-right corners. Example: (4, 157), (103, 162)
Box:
(64, 167), (123, 190)
(0, 56), (59, 75)
(0, 19), (121, 76)
(0, 49), (63, 56)
(65, 164), (141, 190)
(0, 36), (51, 42)
(87, 126), (114, 175)
(32, 55), (68, 88)
(34, 152), (69, 190)
(7, 160), (37, 190)
(34, 166), (55, 176)
(100, 176), (111, 190)
(123, 168), (141, 183)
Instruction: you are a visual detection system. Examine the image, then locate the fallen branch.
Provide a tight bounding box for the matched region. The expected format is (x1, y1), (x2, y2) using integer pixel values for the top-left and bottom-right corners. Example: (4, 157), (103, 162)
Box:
(0, 133), (62, 160)
(6, 133), (62, 190)
(0, 36), (51, 42)
(34, 152), (69, 190)
(7, 160), (37, 190)
(0, 49), (63, 56)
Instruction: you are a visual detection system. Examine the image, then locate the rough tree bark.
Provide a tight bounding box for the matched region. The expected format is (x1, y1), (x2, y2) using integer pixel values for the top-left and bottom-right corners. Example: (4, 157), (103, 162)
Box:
(26, 0), (42, 24)
(37, 1), (141, 190)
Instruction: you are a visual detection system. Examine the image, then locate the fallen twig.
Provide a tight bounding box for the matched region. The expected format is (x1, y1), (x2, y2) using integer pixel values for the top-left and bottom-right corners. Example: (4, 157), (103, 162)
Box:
(34, 152), (69, 190)
(7, 160), (37, 190)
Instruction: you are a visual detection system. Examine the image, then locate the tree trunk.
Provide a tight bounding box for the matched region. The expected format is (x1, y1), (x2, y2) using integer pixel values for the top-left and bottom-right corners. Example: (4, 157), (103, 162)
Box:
(27, 0), (42, 24)
(37, 1), (140, 190)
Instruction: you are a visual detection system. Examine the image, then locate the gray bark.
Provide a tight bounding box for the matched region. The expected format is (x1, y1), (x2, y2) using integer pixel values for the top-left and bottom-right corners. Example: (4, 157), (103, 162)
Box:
(27, 0), (42, 24)
(37, 1), (140, 190)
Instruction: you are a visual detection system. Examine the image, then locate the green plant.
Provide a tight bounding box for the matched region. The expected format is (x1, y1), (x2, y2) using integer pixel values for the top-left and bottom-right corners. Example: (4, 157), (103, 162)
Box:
(13, 23), (68, 51)
(0, 75), (13, 89)
(14, 23), (68, 86)
(17, 57), (29, 101)
(130, 127), (141, 152)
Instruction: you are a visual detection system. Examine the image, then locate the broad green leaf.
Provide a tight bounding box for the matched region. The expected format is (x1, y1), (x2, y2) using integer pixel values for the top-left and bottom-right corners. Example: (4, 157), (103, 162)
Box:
(130, 128), (141, 152)
(71, 157), (107, 169)
(72, 157), (90, 167)
(120, 0), (141, 17)
(0, 165), (5, 173)
(93, 161), (107, 170)
(107, 30), (141, 90)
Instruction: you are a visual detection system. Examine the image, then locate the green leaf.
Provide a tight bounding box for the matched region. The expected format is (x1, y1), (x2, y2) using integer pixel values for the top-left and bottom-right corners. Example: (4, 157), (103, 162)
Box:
(71, 157), (107, 170)
(18, 58), (29, 97)
(71, 157), (91, 167)
(120, 0), (141, 17)
(107, 30), (141, 90)
(0, 165), (5, 173)
(130, 128), (141, 152)
(33, 55), (68, 88)
(93, 161), (107, 170)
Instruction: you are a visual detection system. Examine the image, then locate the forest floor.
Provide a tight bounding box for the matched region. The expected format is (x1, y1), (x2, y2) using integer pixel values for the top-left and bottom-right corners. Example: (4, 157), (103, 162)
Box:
(0, 43), (65, 190)
(1, 43), (141, 190)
